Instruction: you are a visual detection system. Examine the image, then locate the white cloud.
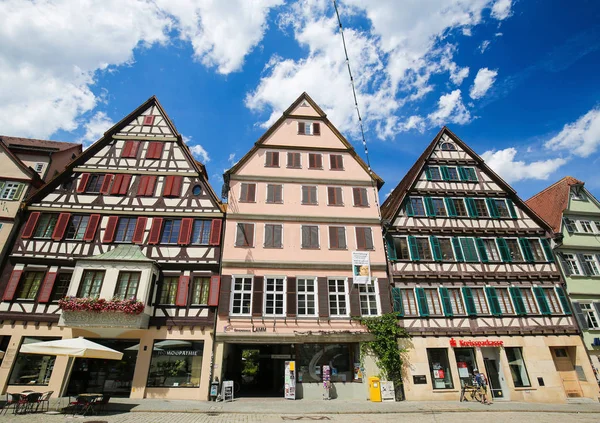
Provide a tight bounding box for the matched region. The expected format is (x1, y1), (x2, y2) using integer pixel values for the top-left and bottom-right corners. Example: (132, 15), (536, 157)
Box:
(189, 144), (211, 163)
(491, 0), (513, 20)
(428, 89), (471, 126)
(470, 67), (498, 99)
(545, 106), (600, 157)
(481, 148), (567, 183)
(79, 112), (114, 147)
(479, 40), (491, 53)
(228, 153), (237, 165)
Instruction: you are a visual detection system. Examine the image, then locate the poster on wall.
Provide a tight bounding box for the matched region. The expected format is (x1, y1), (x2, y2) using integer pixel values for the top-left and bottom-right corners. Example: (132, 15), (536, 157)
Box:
(457, 362), (469, 378)
(285, 361), (296, 400)
(352, 251), (371, 284)
(380, 381), (395, 401)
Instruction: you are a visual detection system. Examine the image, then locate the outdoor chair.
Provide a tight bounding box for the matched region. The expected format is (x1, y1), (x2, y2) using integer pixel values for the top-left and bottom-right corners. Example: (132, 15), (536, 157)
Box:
(34, 391), (53, 413)
(22, 392), (42, 414)
(1, 393), (24, 415)
(95, 394), (111, 414)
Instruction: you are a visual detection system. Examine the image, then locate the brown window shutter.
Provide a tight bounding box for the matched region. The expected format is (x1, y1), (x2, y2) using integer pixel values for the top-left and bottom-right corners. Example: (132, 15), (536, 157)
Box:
(208, 275), (220, 307)
(178, 218), (193, 245)
(3, 269), (23, 301)
(218, 276), (231, 316)
(316, 154), (322, 168)
(328, 187), (336, 205)
(83, 214), (101, 242)
(248, 184), (256, 202)
(170, 176), (183, 197)
(163, 175), (174, 196)
(298, 122), (305, 134)
(52, 213), (71, 241)
(287, 277), (296, 318)
(132, 217), (148, 244)
(356, 228), (366, 250)
(118, 174), (132, 195)
(37, 272), (57, 303)
(175, 275), (189, 306)
(349, 279), (361, 317)
(317, 277), (329, 318)
(22, 212), (40, 239)
(352, 188), (360, 205)
(110, 174), (124, 195)
(77, 173), (90, 193)
(378, 278), (392, 314)
(309, 154), (315, 168)
(273, 152), (279, 167)
(240, 183), (248, 201)
(100, 174), (114, 194)
(245, 223), (254, 247)
(103, 216), (119, 243)
(209, 219), (222, 245)
(329, 227), (337, 249)
(137, 175), (149, 196)
(252, 276), (264, 317)
(148, 218), (163, 244)
(313, 122), (320, 135)
(146, 142), (155, 159)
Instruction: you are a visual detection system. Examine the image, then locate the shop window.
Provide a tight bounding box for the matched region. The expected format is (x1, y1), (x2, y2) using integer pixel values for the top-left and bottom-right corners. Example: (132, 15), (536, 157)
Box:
(146, 340), (204, 388)
(78, 270), (104, 298)
(190, 277), (210, 305)
(301, 186), (318, 205)
(115, 217), (137, 243)
(65, 215), (90, 240)
(496, 288), (514, 314)
(505, 347), (531, 387)
(114, 271), (140, 300)
(474, 199), (489, 217)
(296, 343), (357, 383)
(448, 288), (465, 315)
(427, 348), (454, 389)
(50, 273), (72, 302)
(454, 348), (476, 387)
(34, 214), (59, 238)
(160, 219), (181, 244)
(297, 277), (317, 316)
(191, 220), (211, 245)
(328, 278), (348, 316)
(264, 277), (285, 316)
(231, 276), (252, 315)
(505, 239), (524, 262)
(159, 276), (179, 304)
(16, 271), (45, 300)
(9, 337), (59, 385)
(358, 284), (378, 316)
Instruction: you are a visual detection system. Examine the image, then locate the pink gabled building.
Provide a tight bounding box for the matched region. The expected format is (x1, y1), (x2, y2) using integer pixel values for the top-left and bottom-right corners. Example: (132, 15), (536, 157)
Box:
(213, 93), (390, 400)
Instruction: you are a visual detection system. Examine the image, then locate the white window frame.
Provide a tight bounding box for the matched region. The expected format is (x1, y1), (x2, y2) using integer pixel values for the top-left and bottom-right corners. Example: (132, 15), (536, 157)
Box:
(301, 224), (320, 249)
(358, 280), (380, 316)
(496, 287), (515, 314)
(263, 275), (286, 317)
(581, 302), (599, 328)
(34, 163), (44, 173)
(413, 236), (433, 260)
(301, 185), (318, 205)
(579, 220), (594, 233)
(409, 197), (426, 216)
(264, 150), (280, 168)
(473, 198), (490, 217)
(431, 197), (447, 217)
(354, 226), (374, 251)
(328, 277), (349, 317)
(452, 198), (469, 217)
(265, 183), (284, 204)
(471, 287), (490, 314)
(263, 223), (283, 249)
(286, 151), (302, 168)
(326, 186), (344, 206)
(239, 182), (257, 203)
(298, 121), (313, 135)
(482, 238), (501, 262)
(230, 275), (253, 316)
(563, 253), (582, 275)
(352, 187), (369, 207)
(504, 237), (525, 262)
(235, 222), (255, 248)
(328, 154), (344, 171)
(583, 254), (600, 276)
(446, 287), (466, 315)
(438, 237), (455, 261)
(328, 226), (347, 250)
(297, 276), (318, 317)
(427, 166), (442, 181)
(0, 182), (22, 200)
(446, 166), (460, 181)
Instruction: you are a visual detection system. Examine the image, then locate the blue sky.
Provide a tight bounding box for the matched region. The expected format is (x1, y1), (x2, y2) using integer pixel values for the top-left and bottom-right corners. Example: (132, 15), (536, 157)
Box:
(1, 0), (599, 201)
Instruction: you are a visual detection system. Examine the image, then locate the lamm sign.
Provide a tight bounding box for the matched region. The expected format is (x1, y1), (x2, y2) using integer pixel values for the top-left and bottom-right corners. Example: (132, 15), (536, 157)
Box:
(449, 338), (504, 347)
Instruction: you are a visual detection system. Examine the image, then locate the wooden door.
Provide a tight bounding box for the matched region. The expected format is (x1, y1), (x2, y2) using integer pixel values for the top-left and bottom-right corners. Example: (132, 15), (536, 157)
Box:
(551, 347), (583, 398)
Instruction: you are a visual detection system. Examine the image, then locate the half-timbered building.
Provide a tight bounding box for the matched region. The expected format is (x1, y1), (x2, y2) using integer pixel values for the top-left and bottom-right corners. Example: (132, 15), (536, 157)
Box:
(381, 127), (597, 403)
(0, 97), (224, 400)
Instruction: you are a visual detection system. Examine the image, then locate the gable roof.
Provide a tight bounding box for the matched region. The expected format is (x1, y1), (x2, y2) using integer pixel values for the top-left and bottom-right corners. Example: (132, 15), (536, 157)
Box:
(0, 140), (44, 187)
(525, 176), (586, 233)
(381, 126), (553, 233)
(225, 92), (384, 188)
(84, 244), (155, 262)
(0, 135), (81, 154)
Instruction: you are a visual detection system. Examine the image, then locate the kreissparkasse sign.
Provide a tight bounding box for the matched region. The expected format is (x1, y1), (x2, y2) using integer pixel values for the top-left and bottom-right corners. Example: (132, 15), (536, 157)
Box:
(449, 338), (504, 347)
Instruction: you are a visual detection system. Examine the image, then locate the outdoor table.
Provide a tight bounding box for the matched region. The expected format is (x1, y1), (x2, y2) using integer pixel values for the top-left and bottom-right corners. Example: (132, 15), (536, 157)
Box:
(68, 393), (103, 416)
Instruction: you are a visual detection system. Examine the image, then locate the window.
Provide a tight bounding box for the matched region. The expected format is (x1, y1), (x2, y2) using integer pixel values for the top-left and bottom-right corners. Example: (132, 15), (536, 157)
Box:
(159, 276), (179, 304)
(65, 215), (89, 240)
(424, 288), (443, 316)
(353, 187), (368, 207)
(594, 221), (600, 233)
(266, 184), (283, 203)
(265, 151), (279, 167)
(301, 186), (317, 205)
(330, 154), (344, 170)
(583, 255), (600, 275)
(580, 220), (594, 233)
(329, 226), (346, 249)
(239, 183), (256, 202)
(308, 153), (323, 169)
(327, 187), (343, 205)
(34, 163), (44, 173)
(505, 239), (524, 262)
(415, 237), (433, 260)
(495, 200), (510, 218)
(78, 270), (104, 298)
(459, 238), (479, 262)
(115, 217), (137, 243)
(447, 167), (459, 181)
(452, 199), (468, 217)
(147, 341), (203, 388)
(474, 199), (489, 217)
(472, 288), (489, 314)
(359, 284), (378, 316)
(191, 220), (211, 245)
(570, 189), (586, 201)
(16, 271), (44, 300)
(439, 238), (455, 261)
(51, 273), (72, 302)
(462, 167), (477, 181)
(400, 289), (418, 316)
(505, 347), (531, 387)
(8, 337), (58, 385)
(410, 197), (426, 216)
(428, 166), (442, 180)
(114, 272), (140, 300)
(192, 185), (202, 196)
(581, 303), (599, 328)
(190, 277), (210, 305)
(297, 278), (317, 316)
(297, 344), (355, 383)
(544, 288), (561, 314)
(264, 224), (283, 248)
(34, 214), (58, 238)
(448, 288), (465, 315)
(497, 288), (514, 314)
(528, 239), (546, 262)
(394, 237), (410, 260)
(231, 276), (252, 315)
(563, 253), (581, 275)
(264, 277), (285, 316)
(432, 198), (447, 216)
(441, 142), (456, 151)
(287, 152), (301, 168)
(427, 348), (454, 389)
(484, 239), (501, 261)
(521, 289), (538, 314)
(355, 227), (374, 250)
(328, 278), (348, 316)
(301, 225), (319, 249)
(0, 182), (23, 200)
(298, 121), (319, 135)
(235, 223), (254, 247)
(85, 174), (105, 193)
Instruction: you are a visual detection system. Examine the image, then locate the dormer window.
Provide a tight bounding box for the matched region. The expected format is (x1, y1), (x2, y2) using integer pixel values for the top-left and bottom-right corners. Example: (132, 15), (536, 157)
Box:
(34, 163), (44, 173)
(298, 121), (320, 136)
(570, 189), (586, 201)
(441, 142), (456, 151)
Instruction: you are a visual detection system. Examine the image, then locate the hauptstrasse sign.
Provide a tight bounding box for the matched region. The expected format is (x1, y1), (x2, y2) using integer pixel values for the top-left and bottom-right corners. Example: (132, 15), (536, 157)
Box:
(449, 338), (504, 347)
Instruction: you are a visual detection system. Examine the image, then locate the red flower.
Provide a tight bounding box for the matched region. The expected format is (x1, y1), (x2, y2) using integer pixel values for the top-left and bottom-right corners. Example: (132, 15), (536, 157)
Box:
(58, 297), (145, 315)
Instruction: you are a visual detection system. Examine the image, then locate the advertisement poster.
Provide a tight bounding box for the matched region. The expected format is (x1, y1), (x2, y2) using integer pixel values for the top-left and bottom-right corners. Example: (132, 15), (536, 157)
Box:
(353, 363), (363, 380)
(322, 365), (331, 400)
(457, 362), (469, 378)
(380, 381), (395, 401)
(285, 361), (296, 400)
(352, 251), (371, 284)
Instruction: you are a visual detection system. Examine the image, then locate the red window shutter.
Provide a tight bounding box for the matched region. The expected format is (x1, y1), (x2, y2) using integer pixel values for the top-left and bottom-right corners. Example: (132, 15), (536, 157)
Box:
(143, 115), (155, 126)
(163, 175), (174, 196)
(313, 122), (321, 135)
(100, 174), (114, 194)
(77, 173), (90, 193)
(22, 212), (40, 239)
(209, 219), (222, 245)
(170, 176), (183, 197)
(137, 176), (149, 196)
(102, 216), (119, 243)
(178, 218), (193, 245)
(122, 141), (140, 158)
(147, 142), (164, 159)
(110, 174), (124, 195)
(175, 275), (189, 306)
(129, 141), (140, 157)
(118, 174), (132, 195)
(3, 269), (23, 301)
(208, 275), (220, 306)
(37, 272), (57, 303)
(132, 217), (148, 244)
(52, 213), (71, 241)
(121, 141), (131, 157)
(148, 218), (163, 245)
(83, 214), (101, 241)
(145, 176), (157, 196)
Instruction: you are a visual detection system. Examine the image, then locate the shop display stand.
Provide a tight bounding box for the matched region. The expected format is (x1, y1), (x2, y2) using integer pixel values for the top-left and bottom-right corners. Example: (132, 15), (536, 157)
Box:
(322, 365), (331, 400)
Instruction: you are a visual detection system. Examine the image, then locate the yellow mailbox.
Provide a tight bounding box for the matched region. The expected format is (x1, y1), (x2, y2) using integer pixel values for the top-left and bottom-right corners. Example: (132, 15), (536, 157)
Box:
(368, 376), (382, 402)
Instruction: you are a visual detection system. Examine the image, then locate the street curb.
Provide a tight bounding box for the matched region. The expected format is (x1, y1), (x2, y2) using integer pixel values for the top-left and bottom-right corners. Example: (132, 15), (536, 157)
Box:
(127, 409), (600, 415)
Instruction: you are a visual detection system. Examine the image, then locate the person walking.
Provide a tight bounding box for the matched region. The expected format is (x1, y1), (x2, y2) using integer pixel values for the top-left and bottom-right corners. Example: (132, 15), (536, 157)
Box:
(473, 368), (492, 405)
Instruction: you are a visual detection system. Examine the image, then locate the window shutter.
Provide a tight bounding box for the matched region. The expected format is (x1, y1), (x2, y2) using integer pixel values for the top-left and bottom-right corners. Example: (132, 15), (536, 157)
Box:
(148, 218), (163, 245)
(404, 199), (414, 217)
(424, 197), (436, 216)
(37, 272), (57, 303)
(3, 269), (23, 301)
(110, 174), (124, 195)
(486, 198), (499, 218)
(506, 199), (518, 218)
(175, 275), (189, 306)
(121, 141), (131, 157)
(14, 183), (25, 200)
(458, 167), (467, 181)
(424, 167), (432, 181)
(313, 122), (320, 135)
(22, 212), (40, 239)
(415, 288), (429, 317)
(519, 238), (535, 263)
(557, 253), (572, 276)
(146, 142), (164, 159)
(76, 173), (90, 193)
(392, 287), (403, 316)
(163, 175), (174, 196)
(485, 287), (502, 316)
(132, 217), (147, 244)
(209, 219), (222, 246)
(377, 279), (391, 315)
(462, 287), (477, 316)
(533, 286), (551, 315)
(169, 175), (183, 197)
(143, 115), (155, 126)
(287, 277), (297, 318)
(178, 218), (193, 245)
(465, 198), (478, 218)
(540, 239), (554, 262)
(137, 176), (149, 196)
(218, 276), (231, 316)
(318, 277), (329, 318)
(100, 174), (114, 194)
(252, 277), (263, 317)
(475, 238), (488, 263)
(563, 217), (576, 234)
(354, 228), (364, 250)
(298, 122), (305, 134)
(349, 280), (361, 317)
(555, 286), (572, 315)
(452, 237), (464, 262)
(439, 287), (453, 316)
(352, 188), (360, 205)
(509, 287), (527, 315)
(83, 214), (101, 242)
(497, 238), (512, 262)
(430, 236), (442, 261)
(208, 275), (220, 307)
(102, 216), (119, 243)
(118, 174), (132, 195)
(440, 166), (450, 181)
(386, 235), (397, 261)
(577, 253), (592, 276)
(122, 141), (140, 158)
(408, 236), (419, 261)
(246, 224), (255, 247)
(445, 198), (457, 217)
(572, 302), (588, 330)
(52, 213), (71, 241)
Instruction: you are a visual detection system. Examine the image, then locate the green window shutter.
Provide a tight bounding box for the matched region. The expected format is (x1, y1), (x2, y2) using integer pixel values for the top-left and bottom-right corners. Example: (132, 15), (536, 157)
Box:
(467, 168), (478, 181)
(507, 199), (518, 218)
(392, 287), (403, 316)
(0, 181), (5, 193)
(452, 237), (464, 262)
(475, 238), (488, 263)
(14, 183), (25, 200)
(458, 167), (467, 181)
(424, 197), (436, 217)
(445, 198), (457, 217)
(425, 167), (432, 181)
(497, 238), (512, 262)
(462, 287), (477, 316)
(386, 235), (397, 261)
(540, 239), (554, 262)
(486, 198), (499, 218)
(430, 236), (442, 261)
(555, 286), (572, 315)
(519, 238), (535, 263)
(408, 236), (419, 261)
(509, 287), (526, 315)
(485, 287), (502, 316)
(404, 198), (414, 217)
(465, 198), (478, 218)
(461, 238), (479, 262)
(440, 166), (450, 181)
(439, 287), (453, 317)
(533, 286), (551, 315)
(415, 288), (429, 317)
